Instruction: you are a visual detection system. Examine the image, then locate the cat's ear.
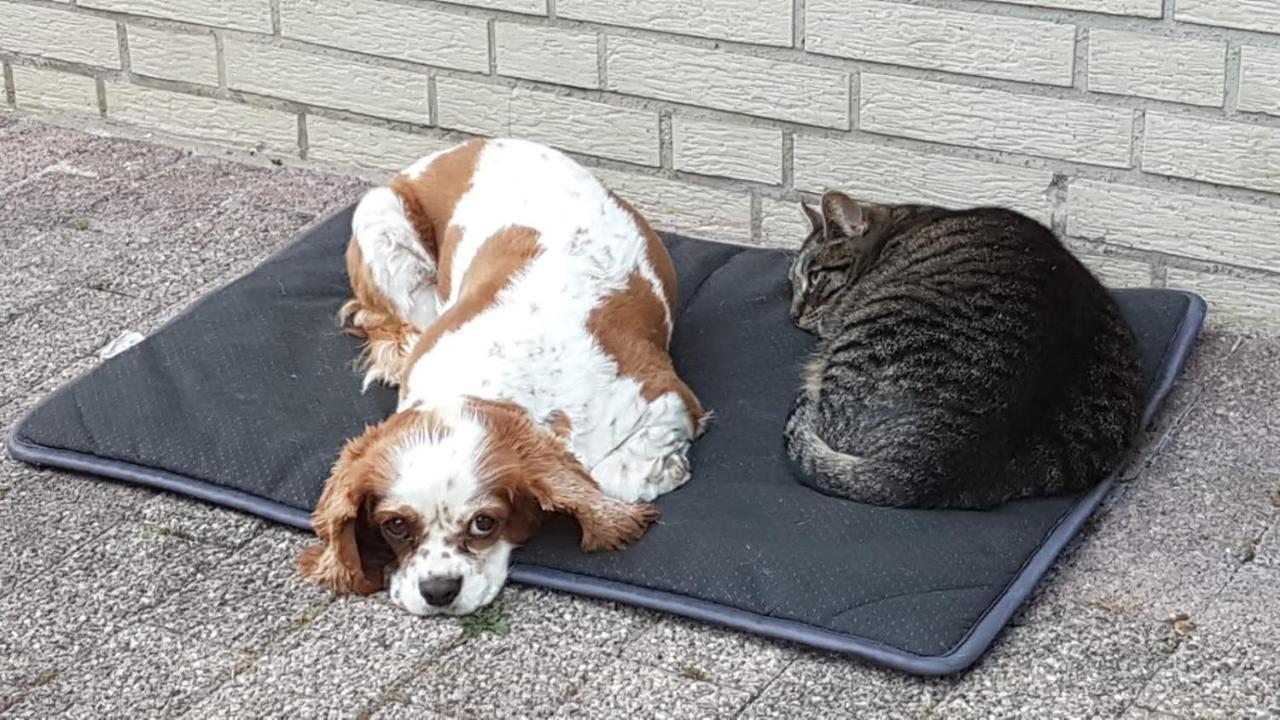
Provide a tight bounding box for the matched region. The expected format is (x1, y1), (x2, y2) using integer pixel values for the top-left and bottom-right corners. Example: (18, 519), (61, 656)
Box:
(800, 201), (824, 232)
(821, 191), (868, 241)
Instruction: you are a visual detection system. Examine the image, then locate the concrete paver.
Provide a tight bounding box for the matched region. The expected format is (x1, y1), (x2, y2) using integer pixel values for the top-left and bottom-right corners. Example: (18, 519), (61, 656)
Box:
(1138, 566), (1280, 719)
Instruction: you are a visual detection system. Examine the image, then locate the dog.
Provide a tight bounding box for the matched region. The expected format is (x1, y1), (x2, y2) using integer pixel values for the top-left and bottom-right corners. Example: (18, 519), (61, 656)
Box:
(297, 138), (706, 615)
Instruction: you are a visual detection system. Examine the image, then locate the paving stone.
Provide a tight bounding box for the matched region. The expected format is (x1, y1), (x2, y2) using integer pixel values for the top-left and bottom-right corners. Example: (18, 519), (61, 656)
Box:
(622, 617), (796, 692)
(0, 226), (124, 319)
(0, 283), (157, 400)
(190, 596), (461, 717)
(0, 465), (141, 599)
(399, 638), (607, 718)
(1138, 566), (1280, 719)
(554, 658), (751, 718)
(5, 624), (238, 719)
(1120, 327), (1240, 481)
(82, 192), (319, 308)
(183, 685), (381, 719)
(89, 156), (271, 232)
(0, 520), (230, 690)
(233, 165), (369, 219)
(498, 586), (658, 649)
(145, 527), (332, 653)
(1156, 336), (1280, 474)
(933, 603), (1169, 719)
(387, 588), (654, 717)
(1032, 464), (1277, 622)
(138, 493), (265, 549)
(0, 122), (97, 190)
(740, 652), (949, 719)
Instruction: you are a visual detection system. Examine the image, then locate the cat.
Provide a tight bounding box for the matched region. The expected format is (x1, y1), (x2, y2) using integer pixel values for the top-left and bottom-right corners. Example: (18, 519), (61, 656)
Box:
(783, 191), (1146, 509)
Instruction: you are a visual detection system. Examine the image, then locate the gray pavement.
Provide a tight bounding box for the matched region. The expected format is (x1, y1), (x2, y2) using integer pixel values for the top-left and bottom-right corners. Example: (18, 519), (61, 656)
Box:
(1, 117), (1278, 718)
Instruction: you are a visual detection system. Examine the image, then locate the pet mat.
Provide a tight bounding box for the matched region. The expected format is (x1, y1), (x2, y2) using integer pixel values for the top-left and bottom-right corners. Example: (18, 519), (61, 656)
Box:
(8, 205), (1205, 675)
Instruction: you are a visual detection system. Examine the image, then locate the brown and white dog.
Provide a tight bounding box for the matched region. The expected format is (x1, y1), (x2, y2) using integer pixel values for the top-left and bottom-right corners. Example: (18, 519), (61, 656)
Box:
(298, 138), (706, 615)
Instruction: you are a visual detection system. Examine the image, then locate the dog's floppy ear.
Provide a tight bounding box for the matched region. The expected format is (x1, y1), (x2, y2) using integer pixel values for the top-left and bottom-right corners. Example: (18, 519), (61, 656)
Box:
(472, 397), (660, 552)
(527, 459), (660, 552)
(298, 424), (395, 595)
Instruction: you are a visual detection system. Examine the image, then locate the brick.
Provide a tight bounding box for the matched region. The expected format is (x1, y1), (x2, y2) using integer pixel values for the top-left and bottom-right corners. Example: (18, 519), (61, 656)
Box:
(986, 0), (1161, 16)
(280, 0), (488, 73)
(594, 168), (751, 244)
(1068, 180), (1280, 273)
(307, 116), (454, 173)
(126, 25), (218, 86)
(1088, 30), (1225, 106)
(606, 36), (849, 128)
(438, 0), (544, 13)
(224, 40), (428, 123)
(759, 197), (814, 249)
(860, 74), (1133, 168)
(437, 77), (659, 166)
(80, 0), (271, 33)
(558, 0), (792, 46)
(0, 4), (120, 67)
(495, 23), (599, 89)
(1175, 0), (1280, 35)
(1142, 113), (1280, 194)
(807, 0), (1075, 86)
(11, 66), (98, 115)
(436, 77), (508, 136)
(1239, 46), (1280, 117)
(793, 136), (1055, 222)
(106, 82), (298, 154)
(1071, 248), (1154, 288)
(672, 118), (781, 184)
(1166, 268), (1280, 329)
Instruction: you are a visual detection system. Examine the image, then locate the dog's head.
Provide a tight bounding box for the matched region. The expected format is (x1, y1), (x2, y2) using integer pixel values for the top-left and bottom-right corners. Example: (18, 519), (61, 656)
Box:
(297, 398), (658, 615)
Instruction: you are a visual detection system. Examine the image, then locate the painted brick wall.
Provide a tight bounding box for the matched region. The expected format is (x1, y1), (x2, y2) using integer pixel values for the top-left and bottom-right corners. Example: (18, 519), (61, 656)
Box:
(3, 0), (1280, 328)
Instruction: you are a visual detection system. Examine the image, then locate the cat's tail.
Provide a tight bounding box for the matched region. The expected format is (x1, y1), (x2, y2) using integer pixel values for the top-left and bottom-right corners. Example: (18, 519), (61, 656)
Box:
(783, 398), (922, 507)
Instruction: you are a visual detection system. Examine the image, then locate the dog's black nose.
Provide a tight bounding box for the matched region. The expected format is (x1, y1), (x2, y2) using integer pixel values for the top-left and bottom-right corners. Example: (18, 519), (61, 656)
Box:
(419, 576), (462, 607)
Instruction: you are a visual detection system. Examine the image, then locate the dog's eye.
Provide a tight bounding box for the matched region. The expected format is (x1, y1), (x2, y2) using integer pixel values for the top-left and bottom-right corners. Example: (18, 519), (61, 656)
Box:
(469, 514), (497, 537)
(382, 517), (410, 540)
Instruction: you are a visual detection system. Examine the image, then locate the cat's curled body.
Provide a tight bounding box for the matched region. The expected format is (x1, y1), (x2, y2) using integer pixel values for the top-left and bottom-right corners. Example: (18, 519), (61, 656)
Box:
(784, 192), (1145, 509)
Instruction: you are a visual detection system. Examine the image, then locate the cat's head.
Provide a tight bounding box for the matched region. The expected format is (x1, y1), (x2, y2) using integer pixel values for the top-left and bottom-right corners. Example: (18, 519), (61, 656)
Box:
(788, 192), (933, 329)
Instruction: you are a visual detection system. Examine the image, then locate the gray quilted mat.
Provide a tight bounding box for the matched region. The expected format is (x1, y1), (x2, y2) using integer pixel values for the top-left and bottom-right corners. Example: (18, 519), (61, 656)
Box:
(8, 205), (1205, 674)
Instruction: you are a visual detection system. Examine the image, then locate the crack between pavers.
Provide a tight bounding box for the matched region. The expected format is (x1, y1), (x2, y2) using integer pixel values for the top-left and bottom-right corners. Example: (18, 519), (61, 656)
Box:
(730, 654), (801, 719)
(356, 632), (472, 719)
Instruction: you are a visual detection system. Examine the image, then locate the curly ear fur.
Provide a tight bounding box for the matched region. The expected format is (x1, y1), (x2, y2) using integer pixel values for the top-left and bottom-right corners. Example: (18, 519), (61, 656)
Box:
(473, 397), (660, 552)
(297, 422), (399, 595)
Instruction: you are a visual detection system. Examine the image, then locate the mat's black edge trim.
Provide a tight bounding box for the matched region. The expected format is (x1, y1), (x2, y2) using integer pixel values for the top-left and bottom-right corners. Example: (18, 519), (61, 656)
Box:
(4, 292), (1208, 677)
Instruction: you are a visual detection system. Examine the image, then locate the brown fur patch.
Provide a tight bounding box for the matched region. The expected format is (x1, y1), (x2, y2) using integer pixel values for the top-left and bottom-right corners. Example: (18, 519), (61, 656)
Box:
(588, 273), (705, 431)
(399, 226), (543, 400)
(297, 410), (448, 594)
(390, 139), (486, 301)
(610, 191), (678, 319)
(469, 397), (659, 551)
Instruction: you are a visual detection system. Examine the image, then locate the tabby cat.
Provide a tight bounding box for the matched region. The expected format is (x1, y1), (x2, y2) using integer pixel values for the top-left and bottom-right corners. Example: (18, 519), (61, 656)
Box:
(783, 192), (1145, 509)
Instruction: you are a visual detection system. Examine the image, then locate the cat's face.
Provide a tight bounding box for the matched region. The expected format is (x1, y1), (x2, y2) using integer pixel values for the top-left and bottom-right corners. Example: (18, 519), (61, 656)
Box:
(788, 231), (849, 330)
(788, 193), (937, 330)
(788, 192), (873, 330)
